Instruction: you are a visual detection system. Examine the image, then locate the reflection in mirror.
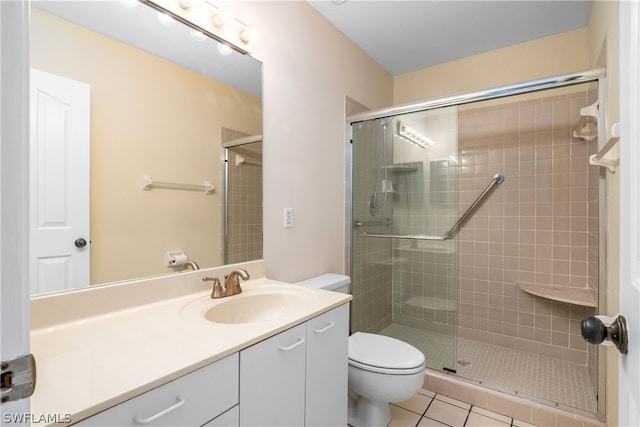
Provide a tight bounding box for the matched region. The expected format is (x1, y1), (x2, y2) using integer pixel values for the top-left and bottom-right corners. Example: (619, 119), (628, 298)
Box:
(223, 135), (263, 265)
(29, 1), (263, 296)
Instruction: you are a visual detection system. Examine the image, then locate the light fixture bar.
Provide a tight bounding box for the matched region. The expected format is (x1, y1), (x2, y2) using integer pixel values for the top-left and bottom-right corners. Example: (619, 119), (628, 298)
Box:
(140, 0), (255, 54)
(396, 121), (430, 149)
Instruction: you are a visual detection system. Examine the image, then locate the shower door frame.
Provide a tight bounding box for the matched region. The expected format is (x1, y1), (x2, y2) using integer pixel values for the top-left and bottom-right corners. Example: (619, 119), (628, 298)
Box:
(346, 67), (608, 417)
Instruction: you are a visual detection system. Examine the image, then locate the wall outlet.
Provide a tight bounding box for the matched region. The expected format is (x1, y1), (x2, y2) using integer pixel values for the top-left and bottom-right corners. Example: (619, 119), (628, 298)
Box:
(284, 208), (294, 228)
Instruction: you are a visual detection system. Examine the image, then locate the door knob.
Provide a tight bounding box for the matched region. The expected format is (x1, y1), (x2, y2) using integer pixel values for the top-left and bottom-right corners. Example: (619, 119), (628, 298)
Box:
(74, 238), (87, 248)
(581, 314), (628, 354)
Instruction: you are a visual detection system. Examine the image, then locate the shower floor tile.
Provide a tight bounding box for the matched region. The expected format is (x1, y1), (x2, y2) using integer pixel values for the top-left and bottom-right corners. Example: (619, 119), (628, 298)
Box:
(378, 323), (597, 414)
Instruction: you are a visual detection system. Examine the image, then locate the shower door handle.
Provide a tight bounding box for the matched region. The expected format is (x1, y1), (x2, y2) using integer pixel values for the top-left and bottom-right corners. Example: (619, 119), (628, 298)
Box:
(581, 314), (628, 354)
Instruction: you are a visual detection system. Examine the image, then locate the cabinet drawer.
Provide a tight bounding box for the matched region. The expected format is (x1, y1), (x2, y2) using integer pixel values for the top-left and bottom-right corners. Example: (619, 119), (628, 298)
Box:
(203, 405), (239, 426)
(76, 354), (239, 426)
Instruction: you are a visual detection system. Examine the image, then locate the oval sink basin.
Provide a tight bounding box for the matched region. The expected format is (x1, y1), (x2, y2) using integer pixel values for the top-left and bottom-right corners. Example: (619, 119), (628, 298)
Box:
(180, 282), (317, 325)
(204, 293), (306, 324)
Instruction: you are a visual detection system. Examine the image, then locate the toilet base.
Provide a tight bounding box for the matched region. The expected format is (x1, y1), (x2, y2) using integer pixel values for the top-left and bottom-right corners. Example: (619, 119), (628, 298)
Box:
(348, 392), (392, 427)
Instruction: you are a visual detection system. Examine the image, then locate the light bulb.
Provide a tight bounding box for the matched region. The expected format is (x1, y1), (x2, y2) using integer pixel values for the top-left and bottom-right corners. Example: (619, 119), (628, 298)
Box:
(211, 12), (230, 29)
(156, 11), (176, 26)
(239, 27), (256, 44)
(178, 0), (193, 10)
(217, 42), (233, 56)
(190, 29), (206, 42)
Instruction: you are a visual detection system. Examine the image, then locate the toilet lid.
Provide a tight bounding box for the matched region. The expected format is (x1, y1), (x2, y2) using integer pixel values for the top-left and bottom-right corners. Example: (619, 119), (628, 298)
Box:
(348, 332), (425, 373)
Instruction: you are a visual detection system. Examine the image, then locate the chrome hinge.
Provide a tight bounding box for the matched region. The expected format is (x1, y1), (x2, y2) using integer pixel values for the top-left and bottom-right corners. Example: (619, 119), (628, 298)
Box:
(1, 354), (36, 404)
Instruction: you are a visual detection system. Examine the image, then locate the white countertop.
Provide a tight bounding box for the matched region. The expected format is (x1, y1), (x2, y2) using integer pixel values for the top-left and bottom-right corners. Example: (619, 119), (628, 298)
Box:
(30, 262), (351, 425)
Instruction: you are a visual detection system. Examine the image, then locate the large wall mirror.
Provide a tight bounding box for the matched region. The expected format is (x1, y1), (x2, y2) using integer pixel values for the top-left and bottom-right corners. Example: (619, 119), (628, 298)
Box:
(29, 0), (263, 296)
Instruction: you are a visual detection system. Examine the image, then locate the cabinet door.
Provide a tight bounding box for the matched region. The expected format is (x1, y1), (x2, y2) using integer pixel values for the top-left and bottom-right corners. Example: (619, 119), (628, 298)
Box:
(305, 303), (349, 427)
(239, 323), (306, 427)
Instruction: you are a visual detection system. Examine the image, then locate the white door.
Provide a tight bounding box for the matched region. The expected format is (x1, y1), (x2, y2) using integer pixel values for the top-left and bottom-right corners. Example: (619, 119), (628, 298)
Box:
(29, 69), (90, 295)
(618, 1), (640, 426)
(1, 0), (32, 417)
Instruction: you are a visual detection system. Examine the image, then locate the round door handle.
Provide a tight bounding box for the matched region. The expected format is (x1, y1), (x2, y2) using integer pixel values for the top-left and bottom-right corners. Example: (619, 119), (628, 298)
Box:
(581, 314), (628, 354)
(74, 238), (87, 248)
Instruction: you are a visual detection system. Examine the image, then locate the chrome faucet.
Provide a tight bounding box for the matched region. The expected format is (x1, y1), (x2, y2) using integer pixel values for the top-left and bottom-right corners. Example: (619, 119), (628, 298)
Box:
(202, 268), (250, 299)
(223, 268), (250, 297)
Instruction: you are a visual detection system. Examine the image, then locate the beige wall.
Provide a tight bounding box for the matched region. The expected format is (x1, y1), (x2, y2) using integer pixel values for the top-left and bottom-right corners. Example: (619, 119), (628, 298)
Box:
(220, 1), (393, 282)
(31, 9), (261, 285)
(393, 29), (590, 105)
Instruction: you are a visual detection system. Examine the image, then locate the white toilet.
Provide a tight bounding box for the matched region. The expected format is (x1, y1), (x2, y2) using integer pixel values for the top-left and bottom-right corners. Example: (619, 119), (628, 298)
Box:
(295, 274), (426, 427)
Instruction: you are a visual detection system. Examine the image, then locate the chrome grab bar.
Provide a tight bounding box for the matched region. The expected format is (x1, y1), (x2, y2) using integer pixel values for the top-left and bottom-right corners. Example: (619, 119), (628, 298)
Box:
(444, 173), (504, 239)
(353, 218), (392, 228)
(358, 174), (504, 241)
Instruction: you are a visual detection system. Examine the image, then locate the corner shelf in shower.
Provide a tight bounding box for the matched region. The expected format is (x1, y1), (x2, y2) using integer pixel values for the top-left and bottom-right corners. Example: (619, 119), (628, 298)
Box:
(572, 101), (598, 141)
(517, 282), (597, 307)
(383, 165), (419, 173)
(588, 122), (620, 173)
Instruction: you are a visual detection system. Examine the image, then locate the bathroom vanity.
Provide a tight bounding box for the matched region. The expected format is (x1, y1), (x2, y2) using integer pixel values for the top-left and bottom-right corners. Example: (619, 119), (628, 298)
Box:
(30, 261), (351, 426)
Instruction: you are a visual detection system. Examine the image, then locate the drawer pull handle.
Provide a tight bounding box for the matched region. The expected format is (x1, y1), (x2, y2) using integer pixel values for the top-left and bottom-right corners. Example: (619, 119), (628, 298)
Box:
(133, 396), (185, 425)
(313, 322), (335, 334)
(279, 338), (305, 351)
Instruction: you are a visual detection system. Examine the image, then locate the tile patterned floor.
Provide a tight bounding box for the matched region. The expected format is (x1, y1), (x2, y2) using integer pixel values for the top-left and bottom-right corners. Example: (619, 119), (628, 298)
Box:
(379, 324), (596, 413)
(390, 389), (538, 427)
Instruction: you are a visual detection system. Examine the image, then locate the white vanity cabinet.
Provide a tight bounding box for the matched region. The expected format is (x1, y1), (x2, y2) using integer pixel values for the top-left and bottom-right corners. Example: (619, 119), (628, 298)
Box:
(72, 303), (349, 427)
(239, 303), (349, 427)
(75, 354), (239, 427)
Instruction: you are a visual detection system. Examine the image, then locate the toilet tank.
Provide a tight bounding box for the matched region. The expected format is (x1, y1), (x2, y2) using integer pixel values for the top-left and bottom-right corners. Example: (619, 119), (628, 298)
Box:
(294, 273), (351, 294)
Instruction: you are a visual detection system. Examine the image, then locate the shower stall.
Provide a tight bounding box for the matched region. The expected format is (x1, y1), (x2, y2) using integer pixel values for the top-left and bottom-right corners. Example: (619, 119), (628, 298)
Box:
(348, 69), (605, 418)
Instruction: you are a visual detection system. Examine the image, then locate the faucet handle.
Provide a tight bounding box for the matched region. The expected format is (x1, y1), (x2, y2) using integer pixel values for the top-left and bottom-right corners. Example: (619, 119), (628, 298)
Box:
(222, 268), (250, 296)
(202, 276), (224, 299)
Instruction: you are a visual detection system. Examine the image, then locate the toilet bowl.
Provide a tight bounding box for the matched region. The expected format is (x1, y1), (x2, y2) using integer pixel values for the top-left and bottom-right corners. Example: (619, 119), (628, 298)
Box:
(348, 332), (425, 426)
(295, 274), (426, 427)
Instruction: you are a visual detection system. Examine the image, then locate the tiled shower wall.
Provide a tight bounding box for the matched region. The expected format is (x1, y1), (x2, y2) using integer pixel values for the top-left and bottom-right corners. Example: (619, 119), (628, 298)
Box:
(455, 85), (599, 368)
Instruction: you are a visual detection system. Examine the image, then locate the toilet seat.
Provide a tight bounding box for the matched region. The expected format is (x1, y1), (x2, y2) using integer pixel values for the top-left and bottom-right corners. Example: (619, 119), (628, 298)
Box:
(348, 332), (425, 375)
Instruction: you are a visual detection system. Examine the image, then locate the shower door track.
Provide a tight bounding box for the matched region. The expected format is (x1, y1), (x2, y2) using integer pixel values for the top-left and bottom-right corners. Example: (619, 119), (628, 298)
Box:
(347, 68), (605, 124)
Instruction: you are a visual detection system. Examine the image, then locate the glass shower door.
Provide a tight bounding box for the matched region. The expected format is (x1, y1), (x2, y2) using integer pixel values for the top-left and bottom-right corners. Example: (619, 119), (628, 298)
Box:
(351, 106), (459, 372)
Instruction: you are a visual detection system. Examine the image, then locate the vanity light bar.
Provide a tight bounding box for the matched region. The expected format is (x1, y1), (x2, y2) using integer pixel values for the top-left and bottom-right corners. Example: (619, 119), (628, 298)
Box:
(396, 121), (431, 149)
(140, 0), (255, 54)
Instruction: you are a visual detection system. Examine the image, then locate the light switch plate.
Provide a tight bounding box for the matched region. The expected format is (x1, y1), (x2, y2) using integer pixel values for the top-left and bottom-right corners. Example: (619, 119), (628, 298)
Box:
(284, 208), (294, 228)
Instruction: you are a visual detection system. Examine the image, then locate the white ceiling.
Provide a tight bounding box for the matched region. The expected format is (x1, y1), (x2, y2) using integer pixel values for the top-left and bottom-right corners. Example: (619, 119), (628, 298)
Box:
(308, 0), (593, 75)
